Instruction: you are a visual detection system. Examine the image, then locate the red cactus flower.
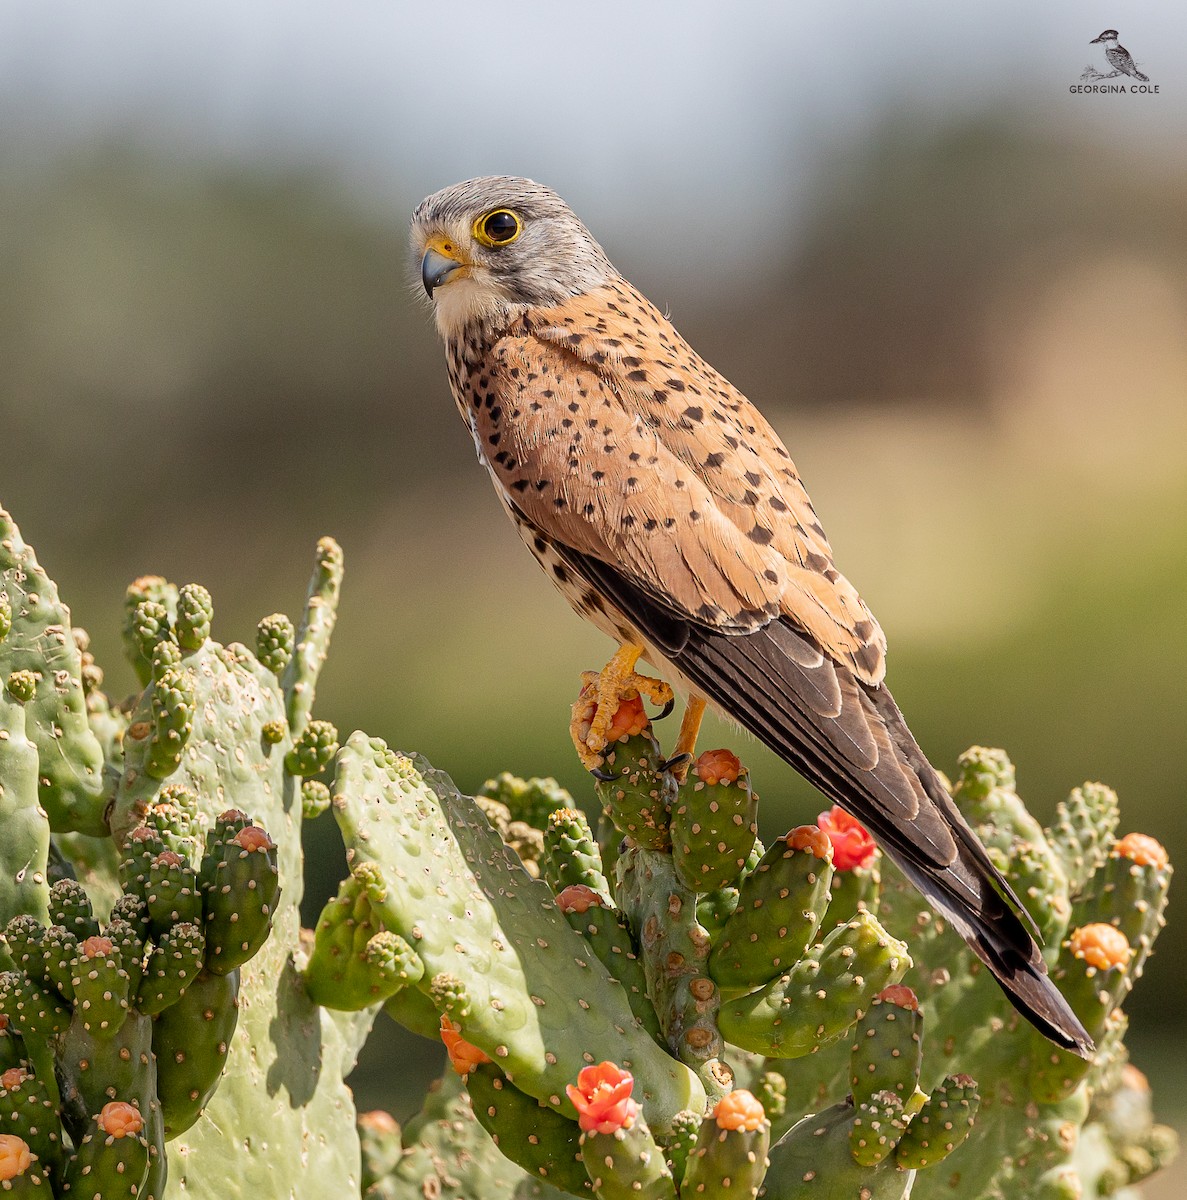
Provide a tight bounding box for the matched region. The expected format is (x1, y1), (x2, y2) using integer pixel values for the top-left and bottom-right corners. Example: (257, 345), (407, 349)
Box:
(817, 806), (876, 871)
(0, 1135), (32, 1180)
(694, 749), (742, 787)
(153, 850), (184, 869)
(439, 1015), (490, 1077)
(876, 985), (919, 1011)
(1069, 923), (1131, 971)
(556, 885), (605, 915)
(0, 1068), (27, 1092)
(713, 1089), (766, 1131)
(565, 1061), (639, 1134)
(234, 826), (275, 853)
(786, 825), (832, 859)
(98, 1102), (144, 1138)
(1114, 833), (1168, 870)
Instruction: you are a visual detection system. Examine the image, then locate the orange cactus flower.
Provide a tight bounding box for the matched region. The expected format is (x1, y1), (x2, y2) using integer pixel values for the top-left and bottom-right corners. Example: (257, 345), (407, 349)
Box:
(556, 885), (605, 915)
(565, 1061), (640, 1134)
(1114, 833), (1168, 870)
(81, 936), (115, 959)
(817, 806), (877, 871)
(694, 749), (743, 787)
(786, 825), (832, 859)
(1069, 923), (1131, 971)
(153, 850), (184, 869)
(234, 826), (275, 853)
(0, 1068), (27, 1092)
(876, 984), (919, 1011)
(0, 1135), (32, 1180)
(439, 1015), (490, 1076)
(605, 695), (649, 743)
(713, 1089), (766, 1131)
(98, 1102), (144, 1138)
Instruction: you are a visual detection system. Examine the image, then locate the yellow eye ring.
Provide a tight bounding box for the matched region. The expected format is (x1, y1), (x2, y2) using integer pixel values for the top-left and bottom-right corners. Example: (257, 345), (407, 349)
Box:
(473, 209), (522, 247)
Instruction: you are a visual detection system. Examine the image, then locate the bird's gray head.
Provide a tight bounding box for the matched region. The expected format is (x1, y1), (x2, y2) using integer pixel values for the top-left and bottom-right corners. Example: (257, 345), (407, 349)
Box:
(1090, 29), (1119, 43)
(411, 176), (617, 339)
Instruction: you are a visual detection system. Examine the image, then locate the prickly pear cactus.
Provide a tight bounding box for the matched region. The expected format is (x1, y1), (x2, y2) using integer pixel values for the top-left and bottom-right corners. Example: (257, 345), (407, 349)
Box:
(0, 501), (1177, 1198)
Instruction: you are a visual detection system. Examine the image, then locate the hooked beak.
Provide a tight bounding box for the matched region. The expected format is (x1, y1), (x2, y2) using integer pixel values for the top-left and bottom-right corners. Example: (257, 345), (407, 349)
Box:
(1090, 33), (1104, 43)
(421, 245), (465, 297)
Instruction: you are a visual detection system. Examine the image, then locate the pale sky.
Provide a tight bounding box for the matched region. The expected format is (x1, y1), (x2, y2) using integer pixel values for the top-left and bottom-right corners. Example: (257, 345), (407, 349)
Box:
(2, 0), (1182, 268)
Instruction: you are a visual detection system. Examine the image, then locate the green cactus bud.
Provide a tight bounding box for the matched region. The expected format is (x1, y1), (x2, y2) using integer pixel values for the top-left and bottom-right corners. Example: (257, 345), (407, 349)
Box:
(478, 773), (576, 831)
(70, 935), (131, 1039)
(305, 867), (422, 1010)
(4, 671), (35, 704)
(154, 968), (240, 1137)
(136, 921), (204, 1016)
(671, 749), (759, 892)
(174, 583), (213, 652)
(709, 827), (834, 993)
(41, 925), (79, 1003)
(0, 972), (70, 1044)
(119, 826), (167, 904)
(283, 718), (339, 778)
(48, 880), (99, 942)
(717, 912), (911, 1059)
(261, 719), (286, 746)
(144, 665), (196, 780)
(1046, 783), (1120, 894)
(255, 613), (296, 677)
(149, 637), (181, 683)
(696, 884), (741, 936)
(103, 917), (146, 1000)
(0, 593), (10, 642)
(825, 848), (881, 928)
(143, 786), (203, 864)
(663, 1109), (702, 1187)
(301, 779), (331, 820)
(2, 919), (46, 985)
(61, 1099), (151, 1198)
(0, 1067), (63, 1177)
(357, 1109), (402, 1192)
(594, 732), (674, 850)
(122, 576), (177, 685)
(554, 885), (663, 1041)
(754, 1072), (787, 1122)
(894, 1073), (980, 1170)
(682, 1089), (771, 1197)
(849, 986), (923, 1106)
(429, 973), (472, 1021)
(200, 825), (279, 975)
(130, 600), (173, 666)
(543, 807), (611, 899)
(848, 1090), (907, 1167)
(145, 851), (203, 936)
(108, 894), (151, 947)
(466, 1063), (591, 1193)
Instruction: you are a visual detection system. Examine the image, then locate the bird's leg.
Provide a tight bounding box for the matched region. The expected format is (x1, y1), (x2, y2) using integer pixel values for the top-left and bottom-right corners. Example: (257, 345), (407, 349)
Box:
(661, 695), (707, 779)
(569, 642), (674, 771)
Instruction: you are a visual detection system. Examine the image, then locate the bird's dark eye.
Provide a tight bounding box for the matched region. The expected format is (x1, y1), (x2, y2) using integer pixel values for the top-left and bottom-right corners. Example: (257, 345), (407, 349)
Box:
(474, 209), (522, 247)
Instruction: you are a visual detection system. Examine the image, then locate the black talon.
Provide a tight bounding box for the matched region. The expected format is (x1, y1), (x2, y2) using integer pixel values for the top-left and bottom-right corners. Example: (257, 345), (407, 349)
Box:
(653, 697), (675, 721)
(590, 766), (622, 783)
(659, 752), (691, 774)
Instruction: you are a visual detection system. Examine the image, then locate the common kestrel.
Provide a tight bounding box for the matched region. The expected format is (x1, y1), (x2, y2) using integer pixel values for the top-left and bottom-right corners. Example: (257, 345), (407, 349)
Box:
(411, 176), (1091, 1056)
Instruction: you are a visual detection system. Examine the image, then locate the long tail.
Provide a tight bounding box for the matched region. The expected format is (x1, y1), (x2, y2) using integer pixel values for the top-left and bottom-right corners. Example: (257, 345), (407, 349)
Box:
(550, 541), (1094, 1056)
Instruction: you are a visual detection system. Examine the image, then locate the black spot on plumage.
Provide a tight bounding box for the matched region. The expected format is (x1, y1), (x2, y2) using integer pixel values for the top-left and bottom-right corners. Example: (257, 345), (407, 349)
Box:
(748, 525), (774, 545)
(683, 405), (704, 422)
(666, 378), (686, 392)
(704, 452), (725, 469)
(511, 480), (529, 492)
(769, 496), (788, 513)
(763, 568), (779, 583)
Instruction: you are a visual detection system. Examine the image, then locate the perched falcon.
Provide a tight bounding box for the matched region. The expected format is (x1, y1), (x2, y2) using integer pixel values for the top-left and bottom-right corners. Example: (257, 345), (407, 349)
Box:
(411, 176), (1092, 1056)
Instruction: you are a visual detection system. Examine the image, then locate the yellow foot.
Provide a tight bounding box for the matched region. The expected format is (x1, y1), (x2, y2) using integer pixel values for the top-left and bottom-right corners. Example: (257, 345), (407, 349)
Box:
(569, 644), (674, 771)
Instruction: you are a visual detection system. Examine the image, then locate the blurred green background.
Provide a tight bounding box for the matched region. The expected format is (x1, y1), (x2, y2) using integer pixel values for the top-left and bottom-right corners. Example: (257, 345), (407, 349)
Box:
(1, 3), (1184, 1193)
